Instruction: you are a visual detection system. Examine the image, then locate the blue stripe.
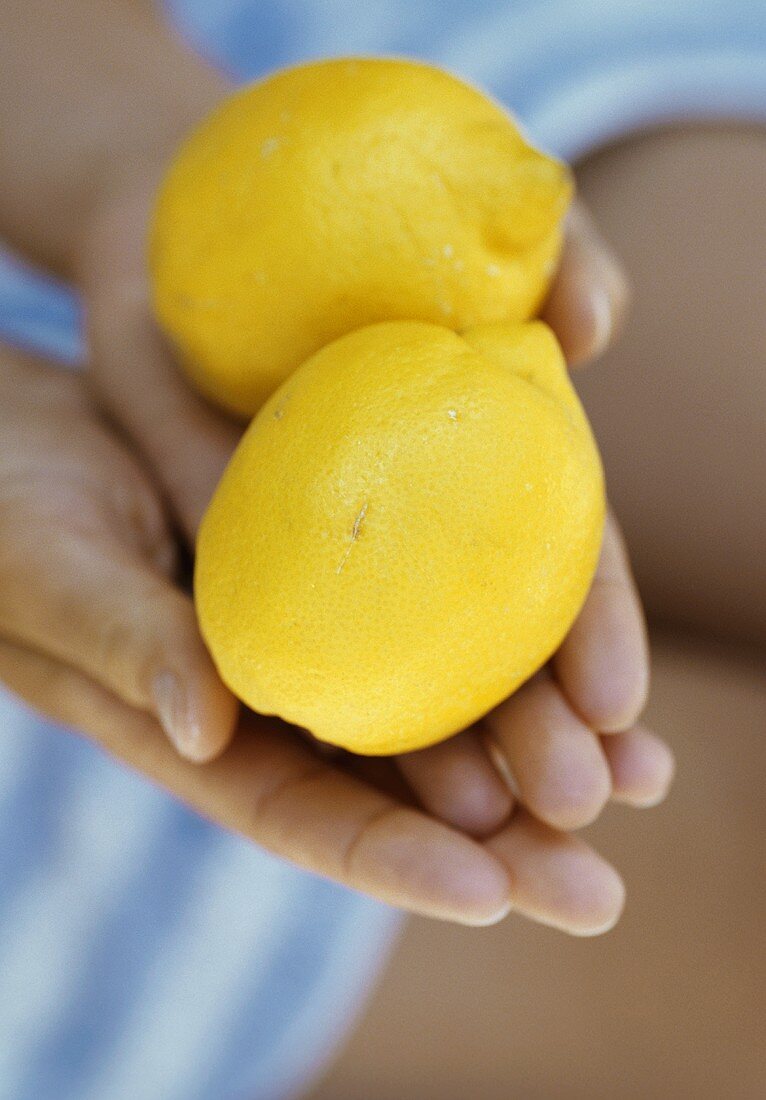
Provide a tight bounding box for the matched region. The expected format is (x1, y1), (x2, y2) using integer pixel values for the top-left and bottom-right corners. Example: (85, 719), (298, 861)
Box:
(168, 0), (509, 82)
(0, 722), (90, 925)
(190, 873), (355, 1100)
(207, 0), (300, 80)
(168, 0), (766, 99)
(0, 258), (82, 363)
(12, 795), (220, 1100)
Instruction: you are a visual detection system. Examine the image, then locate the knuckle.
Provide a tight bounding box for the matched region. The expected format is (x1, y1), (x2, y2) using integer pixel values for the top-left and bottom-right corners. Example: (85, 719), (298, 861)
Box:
(98, 606), (144, 702)
(98, 584), (195, 707)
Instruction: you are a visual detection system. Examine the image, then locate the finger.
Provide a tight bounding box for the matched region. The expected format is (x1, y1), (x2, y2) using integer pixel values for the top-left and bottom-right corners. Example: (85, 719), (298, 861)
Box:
(602, 726), (675, 808)
(87, 291), (241, 543)
(541, 200), (630, 367)
(554, 513), (649, 733)
(486, 809), (625, 936)
(0, 519), (237, 762)
(483, 672), (611, 831)
(396, 729), (514, 838)
(80, 183), (243, 544)
(0, 639), (513, 926)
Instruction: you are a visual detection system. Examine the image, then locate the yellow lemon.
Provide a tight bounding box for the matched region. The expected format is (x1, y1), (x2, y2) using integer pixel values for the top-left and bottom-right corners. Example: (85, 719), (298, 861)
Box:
(195, 320), (605, 755)
(150, 57), (572, 417)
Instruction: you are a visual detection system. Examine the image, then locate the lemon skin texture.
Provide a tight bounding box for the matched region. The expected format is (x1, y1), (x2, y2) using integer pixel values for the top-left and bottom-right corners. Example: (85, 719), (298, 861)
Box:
(150, 58), (572, 418)
(195, 320), (605, 756)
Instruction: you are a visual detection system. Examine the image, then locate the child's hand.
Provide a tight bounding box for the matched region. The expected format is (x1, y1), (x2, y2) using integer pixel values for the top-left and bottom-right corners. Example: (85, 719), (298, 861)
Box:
(1, 314), (670, 933)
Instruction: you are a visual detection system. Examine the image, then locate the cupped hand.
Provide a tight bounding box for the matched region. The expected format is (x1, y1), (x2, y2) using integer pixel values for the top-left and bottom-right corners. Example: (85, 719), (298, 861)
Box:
(18, 181), (670, 934)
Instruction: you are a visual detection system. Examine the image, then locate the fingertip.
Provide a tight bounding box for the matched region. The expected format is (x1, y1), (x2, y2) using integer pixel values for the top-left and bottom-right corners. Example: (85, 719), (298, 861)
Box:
(556, 569), (650, 734)
(583, 260), (631, 365)
(486, 811), (625, 936)
(575, 653), (650, 735)
(542, 202), (630, 368)
(464, 898), (515, 927)
(439, 859), (514, 928)
(485, 678), (612, 832)
(152, 657), (239, 764)
(605, 727), (675, 808)
(566, 864), (626, 937)
(533, 746), (612, 832)
(353, 808), (514, 925)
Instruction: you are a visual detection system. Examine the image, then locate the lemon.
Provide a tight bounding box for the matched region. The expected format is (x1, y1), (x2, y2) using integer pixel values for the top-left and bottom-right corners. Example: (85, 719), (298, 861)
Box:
(155, 58), (600, 756)
(150, 58), (572, 417)
(196, 320), (605, 755)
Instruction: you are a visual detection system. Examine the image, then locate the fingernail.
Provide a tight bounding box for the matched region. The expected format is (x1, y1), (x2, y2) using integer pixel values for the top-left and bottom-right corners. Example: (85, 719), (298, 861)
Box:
(588, 283), (613, 359)
(626, 789), (669, 809)
(485, 738), (521, 800)
(624, 769), (675, 809)
(571, 910), (623, 937)
(152, 670), (205, 761)
(466, 899), (514, 927)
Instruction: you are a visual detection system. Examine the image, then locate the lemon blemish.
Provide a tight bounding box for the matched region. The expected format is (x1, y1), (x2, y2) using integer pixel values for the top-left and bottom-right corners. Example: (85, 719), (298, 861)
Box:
(336, 502), (368, 574)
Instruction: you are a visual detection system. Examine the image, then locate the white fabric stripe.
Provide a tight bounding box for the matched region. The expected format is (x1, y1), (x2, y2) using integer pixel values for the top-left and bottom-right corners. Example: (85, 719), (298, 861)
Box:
(435, 0), (735, 89)
(79, 842), (302, 1100)
(436, 0), (595, 82)
(0, 763), (168, 1098)
(526, 52), (766, 159)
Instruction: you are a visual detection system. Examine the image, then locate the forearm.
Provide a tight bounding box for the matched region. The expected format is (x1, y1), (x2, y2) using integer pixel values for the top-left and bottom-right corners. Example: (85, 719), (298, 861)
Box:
(0, 0), (228, 277)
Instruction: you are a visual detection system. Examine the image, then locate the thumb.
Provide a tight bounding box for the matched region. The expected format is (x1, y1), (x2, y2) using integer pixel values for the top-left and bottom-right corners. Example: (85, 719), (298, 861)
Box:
(541, 200), (630, 367)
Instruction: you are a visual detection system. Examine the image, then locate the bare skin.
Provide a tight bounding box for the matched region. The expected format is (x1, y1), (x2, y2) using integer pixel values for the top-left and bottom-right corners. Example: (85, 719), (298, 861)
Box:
(311, 125), (766, 1099)
(0, 1), (675, 931)
(577, 124), (766, 647)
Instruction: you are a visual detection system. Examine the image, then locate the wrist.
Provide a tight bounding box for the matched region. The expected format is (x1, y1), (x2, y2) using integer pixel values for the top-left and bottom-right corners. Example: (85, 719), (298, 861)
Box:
(74, 68), (230, 283)
(0, 0), (230, 280)
(93, 63), (229, 208)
